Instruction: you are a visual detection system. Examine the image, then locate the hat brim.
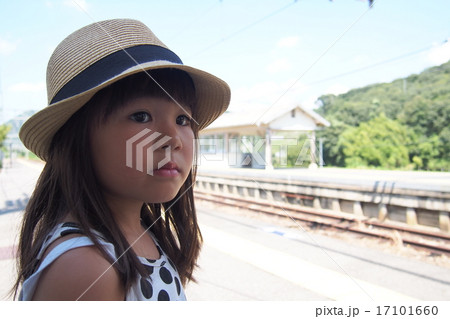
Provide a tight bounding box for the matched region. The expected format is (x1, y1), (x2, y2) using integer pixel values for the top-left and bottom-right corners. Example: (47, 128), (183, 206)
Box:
(19, 61), (231, 161)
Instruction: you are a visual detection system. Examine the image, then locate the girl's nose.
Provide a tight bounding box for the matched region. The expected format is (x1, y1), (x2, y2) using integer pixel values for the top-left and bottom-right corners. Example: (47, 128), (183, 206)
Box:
(160, 135), (182, 151)
(157, 124), (183, 151)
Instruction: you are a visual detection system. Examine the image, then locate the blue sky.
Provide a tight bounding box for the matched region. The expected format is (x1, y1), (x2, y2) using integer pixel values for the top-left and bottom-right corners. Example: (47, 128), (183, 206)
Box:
(0, 0), (449, 123)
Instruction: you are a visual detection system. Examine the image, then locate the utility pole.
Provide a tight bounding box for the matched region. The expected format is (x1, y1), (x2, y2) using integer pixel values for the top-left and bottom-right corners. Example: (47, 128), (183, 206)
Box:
(319, 137), (324, 168)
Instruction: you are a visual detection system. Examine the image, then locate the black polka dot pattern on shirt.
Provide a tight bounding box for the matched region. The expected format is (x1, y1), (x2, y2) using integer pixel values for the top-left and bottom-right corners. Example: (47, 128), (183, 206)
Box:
(159, 267), (173, 284)
(60, 228), (84, 237)
(158, 290), (170, 301)
(135, 256), (185, 301)
(140, 278), (153, 299)
(174, 277), (181, 295)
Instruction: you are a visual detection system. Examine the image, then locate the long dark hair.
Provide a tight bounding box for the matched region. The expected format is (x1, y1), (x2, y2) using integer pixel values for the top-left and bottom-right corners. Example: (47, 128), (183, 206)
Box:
(13, 69), (202, 298)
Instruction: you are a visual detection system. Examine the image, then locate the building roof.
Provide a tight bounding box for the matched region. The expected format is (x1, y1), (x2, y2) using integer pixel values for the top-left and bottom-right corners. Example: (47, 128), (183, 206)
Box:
(200, 104), (330, 135)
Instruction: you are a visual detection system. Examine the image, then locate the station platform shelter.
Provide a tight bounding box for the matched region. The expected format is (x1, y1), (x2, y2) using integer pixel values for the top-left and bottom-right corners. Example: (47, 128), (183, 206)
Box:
(198, 105), (330, 170)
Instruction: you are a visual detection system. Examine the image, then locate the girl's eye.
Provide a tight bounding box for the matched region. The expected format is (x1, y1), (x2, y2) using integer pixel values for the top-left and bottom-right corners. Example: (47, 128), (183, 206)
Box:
(176, 115), (191, 126)
(130, 112), (151, 123)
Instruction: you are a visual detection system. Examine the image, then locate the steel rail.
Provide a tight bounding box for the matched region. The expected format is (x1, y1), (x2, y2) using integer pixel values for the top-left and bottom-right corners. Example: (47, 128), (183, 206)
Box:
(194, 190), (450, 256)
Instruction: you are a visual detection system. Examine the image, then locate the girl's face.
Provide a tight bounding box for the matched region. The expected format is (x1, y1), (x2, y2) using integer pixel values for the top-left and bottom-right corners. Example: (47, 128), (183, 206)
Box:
(90, 96), (195, 209)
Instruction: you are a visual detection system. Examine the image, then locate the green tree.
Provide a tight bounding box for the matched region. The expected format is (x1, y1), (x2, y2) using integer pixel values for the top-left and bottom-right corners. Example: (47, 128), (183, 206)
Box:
(315, 59), (450, 170)
(410, 135), (442, 170)
(337, 114), (411, 169)
(316, 121), (349, 167)
(0, 125), (11, 168)
(0, 125), (10, 149)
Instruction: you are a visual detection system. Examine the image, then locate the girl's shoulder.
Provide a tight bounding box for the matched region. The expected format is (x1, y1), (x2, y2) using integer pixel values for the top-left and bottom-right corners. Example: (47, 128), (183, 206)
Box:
(36, 222), (114, 263)
(32, 240), (124, 300)
(23, 222), (124, 300)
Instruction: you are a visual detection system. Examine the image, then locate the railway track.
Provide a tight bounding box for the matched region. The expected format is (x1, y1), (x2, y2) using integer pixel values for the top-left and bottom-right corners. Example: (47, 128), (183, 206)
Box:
(194, 190), (450, 256)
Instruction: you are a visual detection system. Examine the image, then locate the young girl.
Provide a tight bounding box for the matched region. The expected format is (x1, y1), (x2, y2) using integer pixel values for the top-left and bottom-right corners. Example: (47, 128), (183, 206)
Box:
(13, 19), (230, 300)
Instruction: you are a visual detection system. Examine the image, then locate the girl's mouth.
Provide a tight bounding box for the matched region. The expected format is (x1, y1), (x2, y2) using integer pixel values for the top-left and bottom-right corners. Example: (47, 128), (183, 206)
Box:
(152, 162), (180, 177)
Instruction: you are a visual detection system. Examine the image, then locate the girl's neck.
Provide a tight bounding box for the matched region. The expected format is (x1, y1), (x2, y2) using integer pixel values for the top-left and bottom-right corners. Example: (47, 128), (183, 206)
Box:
(104, 197), (160, 260)
(102, 194), (144, 235)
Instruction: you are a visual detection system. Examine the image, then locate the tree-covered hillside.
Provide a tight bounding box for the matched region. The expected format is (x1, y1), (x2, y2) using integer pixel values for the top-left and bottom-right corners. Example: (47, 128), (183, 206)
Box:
(315, 60), (450, 171)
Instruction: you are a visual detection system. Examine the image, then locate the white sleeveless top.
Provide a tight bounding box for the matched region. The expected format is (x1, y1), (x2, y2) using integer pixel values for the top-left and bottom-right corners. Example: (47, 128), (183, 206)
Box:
(19, 222), (186, 301)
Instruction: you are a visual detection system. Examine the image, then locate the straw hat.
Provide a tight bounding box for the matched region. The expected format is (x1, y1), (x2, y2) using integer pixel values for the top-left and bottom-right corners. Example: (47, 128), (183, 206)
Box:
(19, 18), (231, 161)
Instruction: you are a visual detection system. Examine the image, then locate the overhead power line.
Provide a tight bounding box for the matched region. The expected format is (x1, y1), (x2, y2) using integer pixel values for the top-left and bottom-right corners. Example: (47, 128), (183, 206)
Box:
(306, 43), (438, 86)
(252, 0), (375, 125)
(189, 0), (299, 59)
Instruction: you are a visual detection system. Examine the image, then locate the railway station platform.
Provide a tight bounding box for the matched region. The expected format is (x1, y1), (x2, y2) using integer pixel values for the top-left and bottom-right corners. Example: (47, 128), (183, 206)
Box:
(195, 166), (450, 233)
(198, 166), (450, 192)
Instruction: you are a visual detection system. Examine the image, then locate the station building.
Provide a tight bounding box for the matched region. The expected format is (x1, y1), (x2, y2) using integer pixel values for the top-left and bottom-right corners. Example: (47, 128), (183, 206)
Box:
(198, 105), (330, 170)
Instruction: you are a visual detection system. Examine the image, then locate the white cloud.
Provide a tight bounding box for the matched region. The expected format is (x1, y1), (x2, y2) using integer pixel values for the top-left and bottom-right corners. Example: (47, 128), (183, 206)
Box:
(325, 83), (349, 96)
(266, 58), (291, 73)
(0, 37), (18, 55)
(64, 0), (89, 12)
(230, 79), (310, 115)
(428, 39), (450, 65)
(351, 54), (371, 66)
(9, 82), (46, 93)
(277, 36), (300, 48)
